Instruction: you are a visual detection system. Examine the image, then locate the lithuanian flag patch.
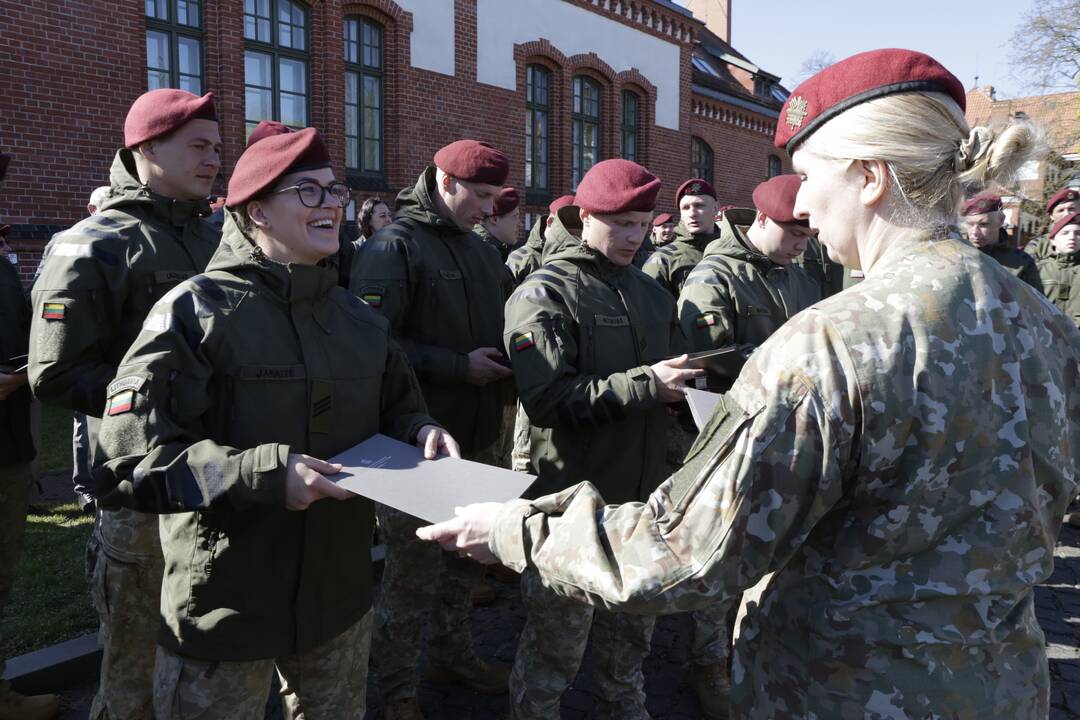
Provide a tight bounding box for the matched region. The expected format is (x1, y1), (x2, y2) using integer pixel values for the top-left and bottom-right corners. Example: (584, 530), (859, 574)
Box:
(361, 292), (383, 308)
(106, 390), (135, 416)
(42, 302), (66, 320)
(512, 332), (535, 352)
(695, 313), (718, 328)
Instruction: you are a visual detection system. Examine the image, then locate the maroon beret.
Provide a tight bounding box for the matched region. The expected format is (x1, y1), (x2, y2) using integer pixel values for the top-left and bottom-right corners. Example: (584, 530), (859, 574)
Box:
(676, 178), (717, 204)
(1047, 187), (1080, 214)
(433, 140), (509, 185)
(751, 174), (807, 225)
(226, 127), (331, 208)
(124, 89), (217, 149)
(960, 192), (1002, 217)
(1050, 212), (1080, 239)
(492, 187), (521, 217)
(549, 194), (576, 215)
(0, 154), (9, 184)
(247, 120), (292, 147)
(652, 212), (674, 226)
(775, 48), (965, 152)
(575, 159), (661, 214)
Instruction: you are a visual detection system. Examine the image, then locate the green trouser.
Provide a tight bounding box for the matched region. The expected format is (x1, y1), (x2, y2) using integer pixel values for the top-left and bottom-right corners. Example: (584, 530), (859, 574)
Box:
(88, 507), (164, 720)
(154, 609), (373, 719)
(512, 569), (656, 720)
(0, 462), (33, 701)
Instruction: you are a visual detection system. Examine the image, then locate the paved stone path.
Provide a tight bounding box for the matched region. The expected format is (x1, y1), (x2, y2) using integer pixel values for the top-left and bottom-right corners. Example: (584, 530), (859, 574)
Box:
(57, 522), (1080, 719)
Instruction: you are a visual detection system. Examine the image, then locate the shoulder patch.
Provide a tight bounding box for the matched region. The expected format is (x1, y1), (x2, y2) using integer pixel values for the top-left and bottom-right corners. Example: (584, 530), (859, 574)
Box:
(512, 331), (536, 352)
(696, 312), (719, 328)
(41, 302), (66, 320)
(107, 375), (147, 396)
(106, 389), (136, 416)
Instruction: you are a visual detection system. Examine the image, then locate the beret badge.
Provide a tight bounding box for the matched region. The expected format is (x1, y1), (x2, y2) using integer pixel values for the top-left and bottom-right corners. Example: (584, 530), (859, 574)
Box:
(785, 96), (808, 131)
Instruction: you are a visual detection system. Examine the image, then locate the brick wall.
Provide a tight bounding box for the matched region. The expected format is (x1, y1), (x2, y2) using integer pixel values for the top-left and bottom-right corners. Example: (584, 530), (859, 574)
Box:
(1, 0), (785, 283)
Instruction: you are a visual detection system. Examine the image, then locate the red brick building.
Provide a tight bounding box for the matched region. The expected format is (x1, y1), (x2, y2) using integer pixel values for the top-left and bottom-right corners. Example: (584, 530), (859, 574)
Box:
(0, 0), (790, 283)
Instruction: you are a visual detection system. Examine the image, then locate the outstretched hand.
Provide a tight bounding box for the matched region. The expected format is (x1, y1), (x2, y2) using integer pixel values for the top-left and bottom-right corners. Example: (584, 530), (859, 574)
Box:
(415, 502), (505, 564)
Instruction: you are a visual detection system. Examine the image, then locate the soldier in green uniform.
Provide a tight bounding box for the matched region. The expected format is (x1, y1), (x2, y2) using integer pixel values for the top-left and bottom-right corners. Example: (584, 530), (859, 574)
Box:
(676, 174), (821, 720)
(0, 156), (61, 720)
(960, 192), (1042, 290)
(92, 127), (451, 720)
(349, 140), (514, 720)
(651, 212), (676, 248)
(643, 178), (722, 296)
(418, 48), (1080, 720)
(1027, 186), (1080, 260)
(475, 186), (521, 263)
(502, 159), (701, 720)
(1036, 211), (1080, 326)
(506, 194), (575, 287)
(29, 89), (222, 720)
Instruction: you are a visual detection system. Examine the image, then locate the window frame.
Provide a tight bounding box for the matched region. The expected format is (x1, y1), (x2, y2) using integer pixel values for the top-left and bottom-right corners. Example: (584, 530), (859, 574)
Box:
(243, 0), (311, 137)
(620, 89), (640, 163)
(525, 63), (552, 195)
(767, 154), (782, 179)
(572, 75), (602, 190)
(691, 136), (714, 185)
(145, 0), (205, 94)
(344, 15), (385, 181)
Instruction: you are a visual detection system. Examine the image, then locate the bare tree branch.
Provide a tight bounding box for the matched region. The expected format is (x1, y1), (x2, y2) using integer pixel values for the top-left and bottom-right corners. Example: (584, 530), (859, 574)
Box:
(1009, 0), (1080, 93)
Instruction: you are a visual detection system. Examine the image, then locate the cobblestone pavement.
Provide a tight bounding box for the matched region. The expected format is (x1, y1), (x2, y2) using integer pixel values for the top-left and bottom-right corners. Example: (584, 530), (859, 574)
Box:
(56, 522), (1080, 719)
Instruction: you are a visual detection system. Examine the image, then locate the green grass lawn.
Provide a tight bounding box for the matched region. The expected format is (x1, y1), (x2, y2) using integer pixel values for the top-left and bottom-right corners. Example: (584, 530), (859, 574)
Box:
(1, 502), (96, 658)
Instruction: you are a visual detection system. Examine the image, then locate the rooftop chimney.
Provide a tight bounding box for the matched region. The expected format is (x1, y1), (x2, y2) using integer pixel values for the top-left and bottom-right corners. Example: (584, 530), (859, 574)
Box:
(683, 0), (731, 43)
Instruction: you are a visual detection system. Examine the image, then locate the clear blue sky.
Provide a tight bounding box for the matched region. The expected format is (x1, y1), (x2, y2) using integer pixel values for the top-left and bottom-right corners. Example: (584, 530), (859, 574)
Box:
(725, 0), (1035, 99)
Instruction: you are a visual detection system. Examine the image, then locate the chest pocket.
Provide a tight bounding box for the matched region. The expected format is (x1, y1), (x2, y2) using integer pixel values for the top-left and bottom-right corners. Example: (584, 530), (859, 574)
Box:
(588, 314), (639, 377)
(224, 364), (309, 448)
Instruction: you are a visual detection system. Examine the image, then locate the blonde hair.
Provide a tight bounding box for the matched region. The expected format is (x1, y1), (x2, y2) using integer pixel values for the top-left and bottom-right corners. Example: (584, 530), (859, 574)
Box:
(799, 92), (1045, 224)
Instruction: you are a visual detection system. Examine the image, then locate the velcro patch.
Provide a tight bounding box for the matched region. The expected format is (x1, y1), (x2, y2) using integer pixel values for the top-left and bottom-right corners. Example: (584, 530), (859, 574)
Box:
(42, 302), (66, 320)
(695, 313), (718, 328)
(106, 389), (135, 416)
(106, 375), (147, 396)
(362, 292), (383, 308)
(513, 332), (535, 352)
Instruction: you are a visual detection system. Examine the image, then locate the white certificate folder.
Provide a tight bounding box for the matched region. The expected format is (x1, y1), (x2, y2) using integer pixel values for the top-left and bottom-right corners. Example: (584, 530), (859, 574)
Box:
(329, 433), (537, 523)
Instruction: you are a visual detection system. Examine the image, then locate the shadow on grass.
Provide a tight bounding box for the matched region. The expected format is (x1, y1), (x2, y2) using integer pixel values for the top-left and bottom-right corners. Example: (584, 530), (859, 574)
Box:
(1, 502), (95, 658)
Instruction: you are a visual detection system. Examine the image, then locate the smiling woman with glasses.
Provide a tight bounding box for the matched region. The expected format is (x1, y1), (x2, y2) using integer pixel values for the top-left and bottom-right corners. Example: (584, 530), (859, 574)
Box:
(92, 126), (458, 718)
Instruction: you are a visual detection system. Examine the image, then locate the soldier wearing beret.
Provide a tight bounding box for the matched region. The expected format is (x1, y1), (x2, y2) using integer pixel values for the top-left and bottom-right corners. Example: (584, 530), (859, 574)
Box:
(643, 178), (722, 296)
(651, 212), (676, 248)
(92, 127), (451, 719)
(501, 159), (700, 719)
(1026, 186), (1080, 260)
(30, 88), (222, 719)
(419, 48), (1080, 720)
(475, 187), (521, 263)
(960, 192), (1042, 290)
(349, 139), (514, 719)
(506, 194), (575, 287)
(1036, 212), (1080, 327)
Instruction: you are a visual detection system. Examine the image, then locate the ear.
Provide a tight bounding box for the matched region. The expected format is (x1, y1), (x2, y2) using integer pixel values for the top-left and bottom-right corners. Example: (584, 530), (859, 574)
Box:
(137, 141), (157, 162)
(857, 159), (889, 207)
(247, 201), (270, 229)
(442, 174), (453, 192)
(579, 208), (590, 228)
(756, 210), (769, 228)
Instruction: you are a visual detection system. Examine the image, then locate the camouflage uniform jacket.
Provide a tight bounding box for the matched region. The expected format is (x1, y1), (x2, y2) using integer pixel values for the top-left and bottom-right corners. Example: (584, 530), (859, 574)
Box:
(642, 221), (721, 297)
(0, 256), (34, 464)
(503, 211), (685, 505)
(29, 150), (220, 416)
(678, 208), (821, 357)
(490, 229), (1080, 719)
(93, 215), (435, 661)
(506, 215), (548, 287)
(978, 229), (1042, 291)
(349, 167), (513, 454)
(1036, 248), (1080, 327)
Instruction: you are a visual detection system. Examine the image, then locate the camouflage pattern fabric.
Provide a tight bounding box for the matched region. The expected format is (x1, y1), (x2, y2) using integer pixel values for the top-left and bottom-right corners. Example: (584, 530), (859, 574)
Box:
(153, 609), (372, 720)
(642, 221), (721, 297)
(512, 569), (654, 720)
(491, 230), (1080, 719)
(87, 508), (163, 720)
(0, 462), (33, 701)
(510, 402), (532, 473)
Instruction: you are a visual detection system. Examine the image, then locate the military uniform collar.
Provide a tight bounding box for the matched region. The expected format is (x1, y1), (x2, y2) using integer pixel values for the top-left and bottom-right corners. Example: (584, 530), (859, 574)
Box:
(104, 149), (211, 226)
(865, 226), (953, 278)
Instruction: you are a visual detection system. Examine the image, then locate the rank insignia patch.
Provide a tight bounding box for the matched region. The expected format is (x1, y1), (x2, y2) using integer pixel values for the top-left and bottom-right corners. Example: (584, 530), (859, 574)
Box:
(513, 332), (535, 352)
(786, 95), (808, 130)
(42, 302), (66, 320)
(696, 313), (718, 328)
(106, 390), (135, 416)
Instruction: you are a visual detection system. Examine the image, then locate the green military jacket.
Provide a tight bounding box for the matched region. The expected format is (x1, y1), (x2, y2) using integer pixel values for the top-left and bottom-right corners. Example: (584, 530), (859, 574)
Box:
(507, 215), (548, 287)
(678, 209), (821, 383)
(94, 215), (435, 661)
(1036, 248), (1080, 327)
(30, 150), (220, 417)
(0, 257), (34, 464)
(349, 167), (512, 455)
(503, 211), (685, 504)
(474, 224), (513, 263)
(977, 229), (1042, 291)
(642, 220), (721, 297)
(490, 229), (1080, 719)
(797, 236), (845, 298)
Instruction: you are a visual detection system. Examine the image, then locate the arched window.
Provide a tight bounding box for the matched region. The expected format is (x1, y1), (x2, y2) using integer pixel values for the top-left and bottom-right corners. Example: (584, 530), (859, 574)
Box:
(244, 0), (309, 138)
(767, 154), (782, 179)
(621, 90), (640, 163)
(572, 76), (601, 189)
(691, 137), (714, 185)
(145, 0), (204, 93)
(525, 64), (551, 193)
(344, 16), (383, 177)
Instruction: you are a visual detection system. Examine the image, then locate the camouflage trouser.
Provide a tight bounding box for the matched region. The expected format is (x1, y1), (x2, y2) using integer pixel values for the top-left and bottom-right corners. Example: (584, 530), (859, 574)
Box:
(511, 403), (531, 473)
(495, 401), (517, 470)
(88, 507), (164, 720)
(0, 462), (34, 699)
(690, 600), (738, 667)
(373, 444), (500, 702)
(512, 569), (656, 720)
(154, 609), (373, 719)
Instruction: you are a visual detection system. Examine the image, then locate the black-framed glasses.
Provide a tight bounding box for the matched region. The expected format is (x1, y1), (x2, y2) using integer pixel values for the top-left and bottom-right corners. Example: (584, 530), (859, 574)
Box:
(273, 180), (351, 208)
